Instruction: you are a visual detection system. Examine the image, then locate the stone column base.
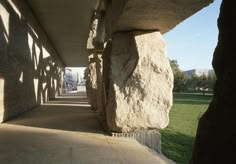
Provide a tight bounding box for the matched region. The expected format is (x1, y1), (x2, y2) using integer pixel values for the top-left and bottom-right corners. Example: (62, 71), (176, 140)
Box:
(111, 130), (162, 154)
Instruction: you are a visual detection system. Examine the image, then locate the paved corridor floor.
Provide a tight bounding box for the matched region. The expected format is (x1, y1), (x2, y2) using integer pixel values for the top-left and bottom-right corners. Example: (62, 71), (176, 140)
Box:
(0, 93), (173, 164)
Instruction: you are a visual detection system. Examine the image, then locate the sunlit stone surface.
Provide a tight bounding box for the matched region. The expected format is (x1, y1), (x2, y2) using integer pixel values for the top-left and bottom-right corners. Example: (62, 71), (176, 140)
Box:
(106, 31), (173, 132)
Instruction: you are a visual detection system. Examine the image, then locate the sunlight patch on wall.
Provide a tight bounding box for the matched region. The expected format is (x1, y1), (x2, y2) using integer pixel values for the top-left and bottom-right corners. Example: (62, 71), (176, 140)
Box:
(34, 44), (41, 70)
(42, 47), (50, 59)
(33, 42), (41, 70)
(0, 3), (9, 42)
(27, 23), (38, 39)
(27, 33), (41, 70)
(46, 66), (50, 71)
(8, 0), (21, 18)
(34, 79), (38, 101)
(19, 72), (23, 82)
(54, 79), (58, 90)
(28, 33), (33, 59)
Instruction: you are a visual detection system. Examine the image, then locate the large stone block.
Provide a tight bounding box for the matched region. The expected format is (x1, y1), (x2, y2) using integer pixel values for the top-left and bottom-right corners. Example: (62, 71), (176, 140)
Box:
(107, 31), (173, 132)
(85, 57), (97, 109)
(95, 53), (104, 114)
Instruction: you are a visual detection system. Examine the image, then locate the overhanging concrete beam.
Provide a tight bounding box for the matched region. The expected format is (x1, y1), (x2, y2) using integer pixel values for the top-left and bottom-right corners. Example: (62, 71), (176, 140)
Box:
(25, 0), (213, 67)
(106, 0), (213, 36)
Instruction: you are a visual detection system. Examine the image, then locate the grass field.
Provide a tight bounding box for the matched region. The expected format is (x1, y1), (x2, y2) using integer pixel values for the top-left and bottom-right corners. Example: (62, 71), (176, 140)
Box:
(161, 93), (213, 164)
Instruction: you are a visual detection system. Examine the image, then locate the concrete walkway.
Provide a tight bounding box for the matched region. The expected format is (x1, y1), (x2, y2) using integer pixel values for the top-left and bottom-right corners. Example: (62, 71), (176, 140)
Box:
(0, 94), (173, 164)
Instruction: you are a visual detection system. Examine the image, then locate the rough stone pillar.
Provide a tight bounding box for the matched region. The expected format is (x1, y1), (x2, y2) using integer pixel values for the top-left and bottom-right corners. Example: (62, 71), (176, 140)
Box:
(86, 11), (106, 113)
(92, 14), (105, 114)
(86, 17), (99, 110)
(102, 41), (112, 113)
(94, 12), (106, 51)
(93, 13), (106, 115)
(94, 52), (104, 114)
(85, 53), (103, 112)
(85, 55), (97, 110)
(192, 1), (236, 163)
(106, 31), (173, 132)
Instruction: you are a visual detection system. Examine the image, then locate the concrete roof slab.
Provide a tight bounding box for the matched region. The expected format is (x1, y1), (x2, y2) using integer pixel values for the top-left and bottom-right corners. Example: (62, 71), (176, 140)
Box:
(26, 0), (100, 67)
(106, 0), (213, 34)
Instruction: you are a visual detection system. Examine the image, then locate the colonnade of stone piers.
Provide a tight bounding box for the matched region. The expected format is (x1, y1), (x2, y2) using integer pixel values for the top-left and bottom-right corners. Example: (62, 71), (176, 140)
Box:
(84, 0), (213, 153)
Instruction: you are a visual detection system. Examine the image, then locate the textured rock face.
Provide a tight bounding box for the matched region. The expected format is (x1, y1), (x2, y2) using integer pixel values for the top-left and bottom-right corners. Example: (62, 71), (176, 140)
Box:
(94, 53), (104, 113)
(107, 31), (173, 132)
(85, 53), (104, 111)
(85, 56), (97, 109)
(192, 1), (236, 163)
(102, 41), (112, 110)
(86, 13), (105, 112)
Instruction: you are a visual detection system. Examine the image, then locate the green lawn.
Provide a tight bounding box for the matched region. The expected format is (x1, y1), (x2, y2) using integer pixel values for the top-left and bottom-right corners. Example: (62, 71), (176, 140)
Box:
(161, 93), (213, 164)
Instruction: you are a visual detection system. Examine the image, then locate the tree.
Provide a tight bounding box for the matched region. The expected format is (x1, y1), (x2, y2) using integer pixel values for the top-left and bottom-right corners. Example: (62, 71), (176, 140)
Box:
(190, 74), (216, 95)
(174, 71), (188, 92)
(207, 73), (216, 91)
(169, 59), (188, 92)
(185, 75), (196, 91)
(197, 74), (208, 95)
(169, 59), (179, 74)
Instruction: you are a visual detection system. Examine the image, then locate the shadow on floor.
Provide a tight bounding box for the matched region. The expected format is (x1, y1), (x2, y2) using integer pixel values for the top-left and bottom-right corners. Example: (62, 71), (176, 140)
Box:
(6, 94), (106, 135)
(0, 94), (173, 164)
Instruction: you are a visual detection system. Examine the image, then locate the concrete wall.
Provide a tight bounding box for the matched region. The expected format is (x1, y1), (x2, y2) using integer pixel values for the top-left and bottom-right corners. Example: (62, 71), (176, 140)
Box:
(0, 0), (64, 122)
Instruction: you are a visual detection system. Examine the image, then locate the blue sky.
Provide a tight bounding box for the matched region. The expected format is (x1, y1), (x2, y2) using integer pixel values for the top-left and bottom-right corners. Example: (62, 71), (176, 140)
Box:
(163, 0), (222, 71)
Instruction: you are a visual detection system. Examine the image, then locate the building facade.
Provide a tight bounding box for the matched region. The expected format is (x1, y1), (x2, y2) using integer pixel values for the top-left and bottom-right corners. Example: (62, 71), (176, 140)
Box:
(184, 69), (214, 78)
(64, 69), (78, 91)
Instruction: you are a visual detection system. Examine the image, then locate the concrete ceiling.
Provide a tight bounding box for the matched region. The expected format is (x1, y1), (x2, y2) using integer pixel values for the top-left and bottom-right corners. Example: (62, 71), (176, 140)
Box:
(27, 0), (100, 67)
(26, 0), (213, 67)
